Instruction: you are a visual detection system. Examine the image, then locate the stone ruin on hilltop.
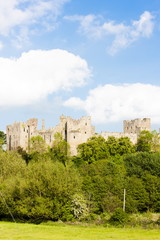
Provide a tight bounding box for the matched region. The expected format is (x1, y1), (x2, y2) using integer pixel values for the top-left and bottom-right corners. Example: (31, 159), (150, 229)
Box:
(6, 116), (151, 156)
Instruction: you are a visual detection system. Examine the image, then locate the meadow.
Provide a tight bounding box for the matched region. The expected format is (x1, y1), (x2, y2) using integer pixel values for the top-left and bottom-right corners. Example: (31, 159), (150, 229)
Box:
(0, 222), (160, 240)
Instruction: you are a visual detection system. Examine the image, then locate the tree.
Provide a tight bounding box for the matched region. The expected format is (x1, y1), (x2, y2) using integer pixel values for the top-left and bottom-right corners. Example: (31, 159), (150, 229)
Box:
(106, 136), (119, 156)
(0, 131), (6, 150)
(151, 130), (160, 152)
(109, 208), (128, 226)
(136, 130), (153, 152)
(117, 137), (135, 155)
(125, 176), (149, 212)
(80, 159), (125, 214)
(77, 136), (109, 164)
(17, 146), (30, 164)
(29, 135), (48, 154)
(142, 173), (160, 212)
(0, 153), (81, 222)
(50, 132), (70, 166)
(105, 136), (135, 157)
(124, 152), (160, 178)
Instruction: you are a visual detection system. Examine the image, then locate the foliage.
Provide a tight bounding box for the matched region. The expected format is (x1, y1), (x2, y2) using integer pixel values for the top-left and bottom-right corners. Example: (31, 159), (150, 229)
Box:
(136, 130), (153, 152)
(128, 212), (159, 228)
(124, 152), (160, 178)
(1, 130), (160, 222)
(77, 136), (135, 165)
(0, 131), (6, 149)
(17, 146), (30, 164)
(125, 176), (149, 213)
(117, 137), (135, 155)
(29, 135), (48, 154)
(0, 149), (26, 181)
(0, 150), (81, 221)
(109, 208), (128, 226)
(71, 194), (89, 219)
(50, 132), (70, 167)
(142, 174), (160, 212)
(80, 159), (125, 214)
(151, 130), (160, 152)
(77, 136), (109, 164)
(106, 136), (135, 156)
(105, 136), (119, 156)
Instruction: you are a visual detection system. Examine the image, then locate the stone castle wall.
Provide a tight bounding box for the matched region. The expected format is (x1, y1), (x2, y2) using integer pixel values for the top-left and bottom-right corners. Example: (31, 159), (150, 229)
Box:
(123, 118), (151, 134)
(7, 118), (38, 151)
(6, 116), (151, 155)
(101, 132), (138, 144)
(66, 116), (95, 155)
(6, 115), (95, 155)
(101, 118), (151, 144)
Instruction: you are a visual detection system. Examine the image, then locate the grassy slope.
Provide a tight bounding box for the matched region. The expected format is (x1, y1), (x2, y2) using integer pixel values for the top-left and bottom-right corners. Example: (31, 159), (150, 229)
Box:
(0, 222), (160, 240)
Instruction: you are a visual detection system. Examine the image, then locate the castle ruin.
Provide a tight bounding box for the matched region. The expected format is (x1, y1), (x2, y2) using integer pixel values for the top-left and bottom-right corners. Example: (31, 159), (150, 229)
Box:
(6, 116), (151, 155)
(6, 115), (95, 155)
(101, 118), (151, 144)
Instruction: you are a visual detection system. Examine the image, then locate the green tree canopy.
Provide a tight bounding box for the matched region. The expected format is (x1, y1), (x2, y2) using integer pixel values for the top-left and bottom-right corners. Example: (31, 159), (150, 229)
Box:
(29, 135), (48, 154)
(105, 136), (135, 157)
(151, 130), (160, 152)
(125, 176), (149, 212)
(50, 132), (70, 166)
(80, 159), (126, 213)
(0, 131), (6, 149)
(105, 136), (119, 156)
(77, 136), (109, 164)
(124, 152), (160, 178)
(117, 137), (135, 155)
(136, 130), (153, 152)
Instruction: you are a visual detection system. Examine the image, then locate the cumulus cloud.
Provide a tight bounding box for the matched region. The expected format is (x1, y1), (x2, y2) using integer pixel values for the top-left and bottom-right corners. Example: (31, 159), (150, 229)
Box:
(65, 11), (154, 55)
(64, 83), (160, 124)
(0, 49), (90, 106)
(0, 0), (70, 46)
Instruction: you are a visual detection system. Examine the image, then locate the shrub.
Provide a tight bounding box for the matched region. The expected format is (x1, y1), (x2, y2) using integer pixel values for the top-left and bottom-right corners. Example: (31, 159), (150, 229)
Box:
(71, 194), (88, 220)
(109, 208), (128, 226)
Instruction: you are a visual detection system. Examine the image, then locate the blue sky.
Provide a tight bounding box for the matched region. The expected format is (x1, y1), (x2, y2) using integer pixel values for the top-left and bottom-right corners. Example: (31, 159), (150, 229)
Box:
(0, 0), (160, 133)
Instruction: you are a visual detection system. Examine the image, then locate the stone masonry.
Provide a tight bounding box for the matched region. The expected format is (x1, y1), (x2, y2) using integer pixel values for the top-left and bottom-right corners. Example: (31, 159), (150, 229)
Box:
(6, 116), (151, 156)
(101, 118), (151, 144)
(6, 115), (95, 155)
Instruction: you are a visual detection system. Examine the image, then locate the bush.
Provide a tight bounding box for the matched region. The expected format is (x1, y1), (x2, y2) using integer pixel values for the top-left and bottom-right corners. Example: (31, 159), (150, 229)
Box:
(109, 208), (128, 226)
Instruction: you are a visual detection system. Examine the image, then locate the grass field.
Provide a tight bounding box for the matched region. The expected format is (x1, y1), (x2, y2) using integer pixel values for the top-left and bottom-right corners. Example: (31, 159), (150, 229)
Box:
(0, 221), (160, 240)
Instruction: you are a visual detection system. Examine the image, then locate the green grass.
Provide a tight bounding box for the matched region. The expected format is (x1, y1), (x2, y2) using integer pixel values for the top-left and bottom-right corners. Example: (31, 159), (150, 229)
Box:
(0, 221), (160, 240)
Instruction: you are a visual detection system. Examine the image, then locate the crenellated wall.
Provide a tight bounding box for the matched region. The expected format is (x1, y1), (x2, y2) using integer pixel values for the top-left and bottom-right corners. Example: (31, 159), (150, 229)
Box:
(6, 116), (151, 155)
(6, 115), (95, 155)
(66, 116), (95, 155)
(123, 118), (151, 134)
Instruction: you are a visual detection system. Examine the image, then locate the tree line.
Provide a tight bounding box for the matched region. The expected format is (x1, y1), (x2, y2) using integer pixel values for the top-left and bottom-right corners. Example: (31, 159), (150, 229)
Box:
(0, 130), (160, 223)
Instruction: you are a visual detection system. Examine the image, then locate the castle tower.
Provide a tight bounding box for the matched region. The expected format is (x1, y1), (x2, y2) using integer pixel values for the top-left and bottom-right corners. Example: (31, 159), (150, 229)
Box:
(6, 118), (38, 151)
(123, 118), (151, 134)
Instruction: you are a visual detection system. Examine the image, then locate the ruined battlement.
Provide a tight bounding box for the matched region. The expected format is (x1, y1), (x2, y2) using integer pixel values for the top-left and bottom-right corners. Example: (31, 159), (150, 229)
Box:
(123, 118), (151, 134)
(27, 118), (38, 127)
(65, 116), (95, 155)
(6, 116), (151, 155)
(6, 115), (95, 155)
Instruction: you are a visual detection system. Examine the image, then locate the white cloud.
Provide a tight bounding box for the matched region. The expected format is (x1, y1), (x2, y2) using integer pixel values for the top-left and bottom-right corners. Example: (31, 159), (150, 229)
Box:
(0, 0), (70, 46)
(64, 83), (160, 124)
(65, 11), (154, 55)
(132, 11), (154, 37)
(0, 49), (90, 106)
(64, 14), (104, 38)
